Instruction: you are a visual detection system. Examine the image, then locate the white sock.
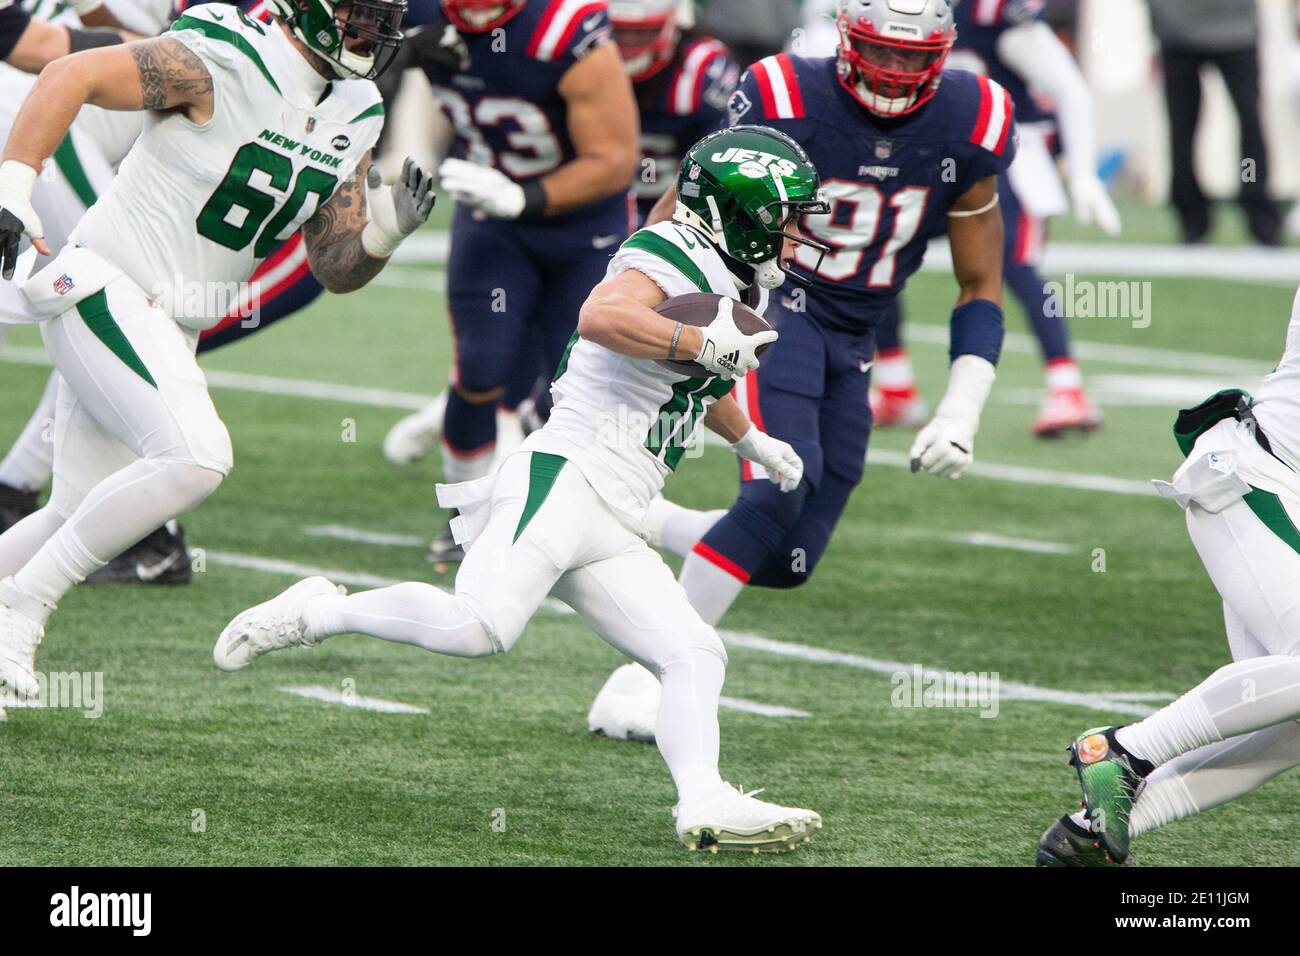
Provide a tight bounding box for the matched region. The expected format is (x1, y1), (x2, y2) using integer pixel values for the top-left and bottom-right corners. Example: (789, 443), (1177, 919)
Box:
(304, 582), (496, 658)
(0, 374), (58, 492)
(1045, 358), (1083, 391)
(442, 442), (495, 485)
(1129, 720), (1300, 837)
(875, 349), (914, 390)
(5, 458), (221, 623)
(1116, 655), (1300, 765)
(679, 549), (746, 626)
(644, 496), (725, 558)
(656, 646), (726, 803)
(0, 505), (67, 580)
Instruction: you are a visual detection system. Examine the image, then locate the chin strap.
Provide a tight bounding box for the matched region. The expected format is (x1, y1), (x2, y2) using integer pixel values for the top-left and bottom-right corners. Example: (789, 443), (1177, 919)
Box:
(755, 259), (786, 290)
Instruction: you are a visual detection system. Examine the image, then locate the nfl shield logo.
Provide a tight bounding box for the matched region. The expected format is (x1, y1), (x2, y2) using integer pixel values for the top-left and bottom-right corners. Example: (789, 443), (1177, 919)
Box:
(875, 139), (893, 160)
(53, 274), (74, 295)
(306, 117), (316, 133)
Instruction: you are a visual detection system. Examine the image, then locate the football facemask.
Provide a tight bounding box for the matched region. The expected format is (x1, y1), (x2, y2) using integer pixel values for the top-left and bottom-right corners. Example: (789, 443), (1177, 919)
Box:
(609, 0), (679, 82)
(836, 7), (953, 117)
(440, 0), (526, 33)
(272, 0), (407, 79)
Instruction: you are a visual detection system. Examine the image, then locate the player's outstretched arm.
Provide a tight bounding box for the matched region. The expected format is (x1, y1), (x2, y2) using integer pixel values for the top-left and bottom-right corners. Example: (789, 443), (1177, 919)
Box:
(0, 36), (212, 273)
(908, 175), (1006, 480)
(705, 395), (804, 493)
(303, 156), (436, 294)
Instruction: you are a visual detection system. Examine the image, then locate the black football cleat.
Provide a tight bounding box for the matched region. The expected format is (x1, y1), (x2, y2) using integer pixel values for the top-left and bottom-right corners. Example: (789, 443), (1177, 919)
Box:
(1035, 814), (1132, 867)
(426, 514), (465, 564)
(0, 483), (38, 534)
(86, 522), (192, 586)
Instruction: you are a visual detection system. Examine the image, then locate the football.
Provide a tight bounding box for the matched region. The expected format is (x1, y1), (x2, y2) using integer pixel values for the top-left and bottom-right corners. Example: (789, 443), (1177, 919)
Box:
(654, 293), (774, 376)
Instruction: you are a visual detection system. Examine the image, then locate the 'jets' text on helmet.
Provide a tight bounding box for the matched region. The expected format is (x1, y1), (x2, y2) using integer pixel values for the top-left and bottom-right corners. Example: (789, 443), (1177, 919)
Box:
(609, 0), (680, 82)
(440, 0), (526, 33)
(675, 125), (830, 291)
(835, 0), (955, 118)
(268, 0), (407, 79)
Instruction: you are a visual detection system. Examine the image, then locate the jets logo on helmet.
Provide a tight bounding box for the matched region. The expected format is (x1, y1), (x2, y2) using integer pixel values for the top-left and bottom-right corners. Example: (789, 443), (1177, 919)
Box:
(835, 0), (955, 118)
(609, 0), (680, 82)
(440, 0), (527, 33)
(675, 126), (831, 291)
(268, 0), (408, 79)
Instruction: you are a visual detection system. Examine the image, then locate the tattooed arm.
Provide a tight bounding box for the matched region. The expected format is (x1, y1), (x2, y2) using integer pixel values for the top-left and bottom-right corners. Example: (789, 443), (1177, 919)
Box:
(303, 155), (388, 295)
(2, 36), (213, 169)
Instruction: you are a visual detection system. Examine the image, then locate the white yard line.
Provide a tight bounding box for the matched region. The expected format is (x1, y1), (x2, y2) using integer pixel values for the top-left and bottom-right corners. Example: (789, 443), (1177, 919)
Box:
(277, 685), (430, 715)
(865, 448), (1156, 497)
(205, 549), (1171, 718)
(719, 697), (811, 718)
(302, 525), (428, 548)
(948, 532), (1073, 555)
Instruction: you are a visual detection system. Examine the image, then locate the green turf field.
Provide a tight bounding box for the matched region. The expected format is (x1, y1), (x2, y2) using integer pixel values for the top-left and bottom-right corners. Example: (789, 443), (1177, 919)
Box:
(0, 221), (1296, 866)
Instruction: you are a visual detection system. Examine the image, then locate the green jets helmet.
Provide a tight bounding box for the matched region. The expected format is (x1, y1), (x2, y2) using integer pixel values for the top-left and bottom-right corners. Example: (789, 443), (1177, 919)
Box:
(267, 0), (408, 79)
(675, 125), (830, 290)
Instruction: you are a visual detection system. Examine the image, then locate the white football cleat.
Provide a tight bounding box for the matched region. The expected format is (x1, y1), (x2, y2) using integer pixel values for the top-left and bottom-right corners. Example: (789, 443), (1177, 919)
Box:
(675, 783), (822, 853)
(0, 601), (43, 704)
(587, 662), (661, 743)
(383, 390), (448, 466)
(213, 576), (345, 672)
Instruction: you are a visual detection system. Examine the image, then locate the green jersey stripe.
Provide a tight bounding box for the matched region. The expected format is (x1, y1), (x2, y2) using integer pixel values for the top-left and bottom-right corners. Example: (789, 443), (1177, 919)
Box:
(349, 103), (385, 123)
(623, 231), (711, 294)
(170, 15), (283, 95)
(1243, 487), (1300, 556)
(76, 290), (157, 389)
(514, 453), (567, 543)
(52, 134), (98, 209)
(553, 329), (580, 382)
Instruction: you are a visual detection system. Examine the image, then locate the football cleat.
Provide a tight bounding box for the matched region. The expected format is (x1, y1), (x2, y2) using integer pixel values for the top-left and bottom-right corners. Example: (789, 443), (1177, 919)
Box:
(213, 576), (345, 672)
(675, 783), (822, 853)
(587, 662), (660, 743)
(383, 392), (448, 466)
(0, 483), (38, 534)
(0, 600), (43, 703)
(427, 514), (466, 564)
(1035, 814), (1130, 867)
(869, 386), (929, 429)
(85, 523), (192, 586)
(1069, 726), (1147, 865)
(1033, 388), (1103, 438)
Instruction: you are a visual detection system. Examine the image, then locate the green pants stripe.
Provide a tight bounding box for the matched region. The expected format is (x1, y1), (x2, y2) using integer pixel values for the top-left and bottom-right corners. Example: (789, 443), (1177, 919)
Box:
(514, 453), (567, 543)
(75, 289), (157, 389)
(1243, 486), (1300, 556)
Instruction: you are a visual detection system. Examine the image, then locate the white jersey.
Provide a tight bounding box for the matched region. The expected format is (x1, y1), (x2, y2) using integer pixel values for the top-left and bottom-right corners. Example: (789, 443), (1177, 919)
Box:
(524, 220), (769, 530)
(71, 4), (384, 330)
(1249, 286), (1300, 475)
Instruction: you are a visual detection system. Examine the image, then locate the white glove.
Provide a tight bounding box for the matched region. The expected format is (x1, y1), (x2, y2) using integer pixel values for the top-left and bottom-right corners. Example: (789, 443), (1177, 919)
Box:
(1069, 174), (1121, 237)
(0, 160), (48, 280)
(362, 157), (437, 259)
(695, 298), (777, 380)
(909, 354), (996, 480)
(438, 157), (526, 220)
(730, 425), (804, 492)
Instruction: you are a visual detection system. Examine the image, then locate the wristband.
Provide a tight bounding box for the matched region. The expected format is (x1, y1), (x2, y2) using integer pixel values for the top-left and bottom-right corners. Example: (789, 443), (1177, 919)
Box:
(361, 219), (402, 259)
(519, 179), (547, 222)
(68, 28), (123, 53)
(668, 321), (684, 359)
(949, 298), (1004, 366)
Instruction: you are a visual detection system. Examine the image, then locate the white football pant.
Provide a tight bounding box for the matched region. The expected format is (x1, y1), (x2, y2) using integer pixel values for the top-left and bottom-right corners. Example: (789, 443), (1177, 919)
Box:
(303, 449), (730, 803)
(0, 268), (231, 620)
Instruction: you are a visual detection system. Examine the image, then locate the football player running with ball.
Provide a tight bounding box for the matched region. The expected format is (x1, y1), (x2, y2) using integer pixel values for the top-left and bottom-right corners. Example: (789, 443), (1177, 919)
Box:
(1037, 286), (1300, 866)
(0, 0), (436, 716)
(214, 126), (831, 853)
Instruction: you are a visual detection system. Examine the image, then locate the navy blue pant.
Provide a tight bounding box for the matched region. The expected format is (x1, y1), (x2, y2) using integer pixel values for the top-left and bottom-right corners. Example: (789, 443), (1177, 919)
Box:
(696, 301), (875, 589)
(876, 170), (1069, 362)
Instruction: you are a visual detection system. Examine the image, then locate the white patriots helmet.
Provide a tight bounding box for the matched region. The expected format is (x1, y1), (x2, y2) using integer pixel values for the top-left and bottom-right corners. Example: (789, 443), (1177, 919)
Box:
(608, 0), (681, 82)
(835, 0), (955, 118)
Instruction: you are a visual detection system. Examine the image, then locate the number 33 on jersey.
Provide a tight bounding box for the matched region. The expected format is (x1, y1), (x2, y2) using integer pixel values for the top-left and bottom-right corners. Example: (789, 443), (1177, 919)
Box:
(728, 53), (1017, 333)
(69, 3), (386, 332)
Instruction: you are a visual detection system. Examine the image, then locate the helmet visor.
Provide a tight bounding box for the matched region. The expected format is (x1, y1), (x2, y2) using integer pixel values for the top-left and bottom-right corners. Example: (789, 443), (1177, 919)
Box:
(338, 0), (406, 77)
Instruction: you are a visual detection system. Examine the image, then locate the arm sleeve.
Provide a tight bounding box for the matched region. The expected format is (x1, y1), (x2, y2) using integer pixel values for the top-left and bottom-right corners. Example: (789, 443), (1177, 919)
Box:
(996, 20), (1099, 180)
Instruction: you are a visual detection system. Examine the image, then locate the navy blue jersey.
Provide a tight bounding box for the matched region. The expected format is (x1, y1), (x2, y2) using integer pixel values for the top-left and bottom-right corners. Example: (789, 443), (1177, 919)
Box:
(423, 0), (613, 184)
(634, 34), (738, 222)
(950, 0), (1053, 125)
(0, 0), (30, 60)
(728, 53), (1017, 334)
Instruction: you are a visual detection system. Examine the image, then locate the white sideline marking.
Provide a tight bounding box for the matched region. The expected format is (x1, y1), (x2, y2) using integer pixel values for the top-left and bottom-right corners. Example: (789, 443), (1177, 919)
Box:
(303, 524), (427, 548)
(278, 685), (430, 715)
(206, 549), (1168, 718)
(718, 630), (1165, 717)
(374, 269), (446, 292)
(719, 697), (811, 718)
(950, 532), (1073, 555)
